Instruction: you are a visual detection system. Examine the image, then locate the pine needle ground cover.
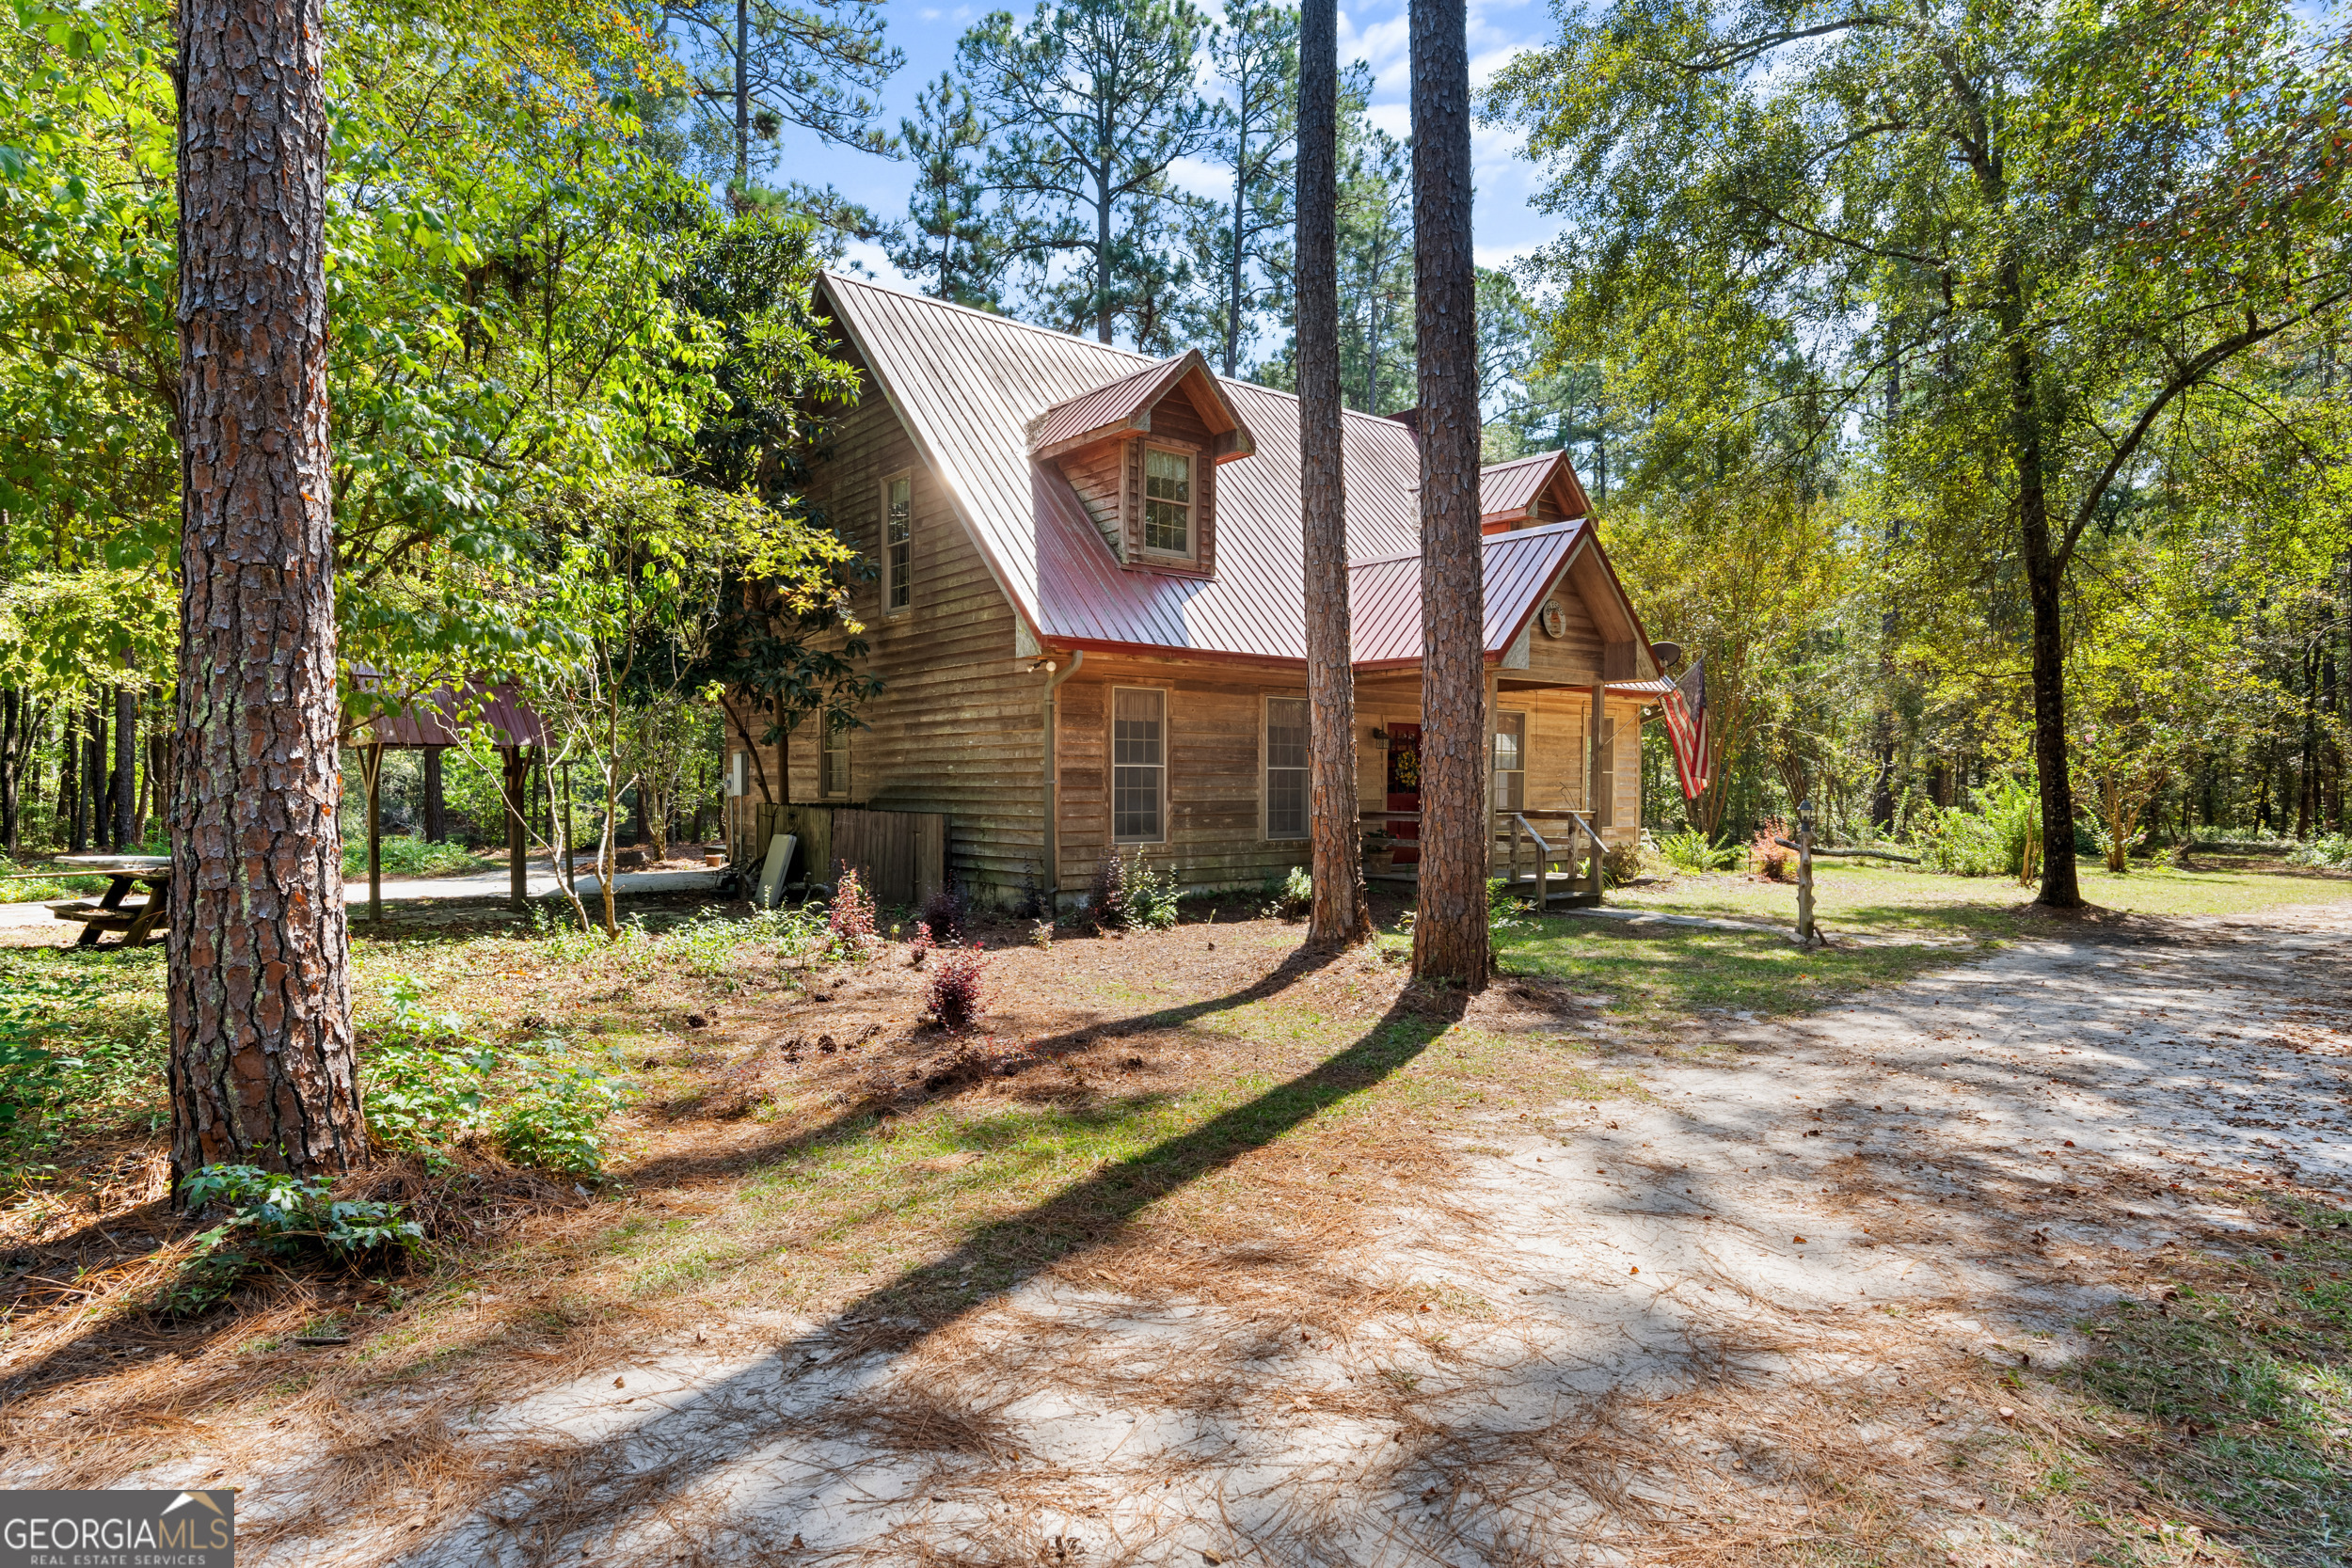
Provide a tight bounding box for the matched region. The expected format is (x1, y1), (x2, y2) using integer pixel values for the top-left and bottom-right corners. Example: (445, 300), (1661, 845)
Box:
(0, 887), (2342, 1565)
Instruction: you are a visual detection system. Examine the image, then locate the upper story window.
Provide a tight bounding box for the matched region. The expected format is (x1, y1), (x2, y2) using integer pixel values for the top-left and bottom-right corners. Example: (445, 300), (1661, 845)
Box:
(1142, 447), (1193, 558)
(882, 472), (912, 610)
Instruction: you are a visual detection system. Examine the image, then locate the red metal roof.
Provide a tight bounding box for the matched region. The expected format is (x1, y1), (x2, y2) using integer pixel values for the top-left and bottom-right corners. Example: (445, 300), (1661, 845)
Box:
(815, 273), (1637, 669)
(349, 667), (549, 748)
(1349, 522), (1587, 665)
(1480, 449), (1591, 525)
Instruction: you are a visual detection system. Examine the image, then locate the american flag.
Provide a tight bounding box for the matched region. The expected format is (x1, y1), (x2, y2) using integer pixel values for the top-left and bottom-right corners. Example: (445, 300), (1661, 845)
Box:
(1661, 657), (1711, 800)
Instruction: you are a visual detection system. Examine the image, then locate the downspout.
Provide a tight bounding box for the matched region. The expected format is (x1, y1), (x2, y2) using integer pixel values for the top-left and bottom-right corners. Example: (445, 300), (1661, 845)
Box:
(1038, 649), (1085, 912)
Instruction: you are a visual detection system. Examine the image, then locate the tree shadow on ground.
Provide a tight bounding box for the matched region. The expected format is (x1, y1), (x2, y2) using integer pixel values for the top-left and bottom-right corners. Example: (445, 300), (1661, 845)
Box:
(377, 956), (1470, 1562)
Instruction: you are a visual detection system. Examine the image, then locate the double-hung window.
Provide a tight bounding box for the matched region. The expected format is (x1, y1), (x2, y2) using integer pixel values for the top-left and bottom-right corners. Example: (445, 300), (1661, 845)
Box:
(1141, 448), (1193, 557)
(1265, 697), (1309, 839)
(1113, 688), (1166, 843)
(882, 473), (912, 610)
(1492, 711), (1527, 814)
(821, 723), (851, 799)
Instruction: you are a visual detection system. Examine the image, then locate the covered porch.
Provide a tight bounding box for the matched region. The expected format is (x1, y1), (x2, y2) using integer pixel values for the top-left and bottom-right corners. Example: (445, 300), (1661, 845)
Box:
(1355, 671), (1660, 910)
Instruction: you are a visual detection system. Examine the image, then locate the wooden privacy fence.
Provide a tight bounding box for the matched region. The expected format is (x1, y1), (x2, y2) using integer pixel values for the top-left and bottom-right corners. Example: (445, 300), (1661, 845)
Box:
(749, 802), (946, 907)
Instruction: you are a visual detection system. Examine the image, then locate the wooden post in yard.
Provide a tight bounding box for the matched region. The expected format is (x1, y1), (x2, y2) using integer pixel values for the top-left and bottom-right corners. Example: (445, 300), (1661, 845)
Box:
(503, 746), (528, 911)
(1587, 681), (1607, 899)
(363, 741), (384, 926)
(1796, 797), (1816, 947)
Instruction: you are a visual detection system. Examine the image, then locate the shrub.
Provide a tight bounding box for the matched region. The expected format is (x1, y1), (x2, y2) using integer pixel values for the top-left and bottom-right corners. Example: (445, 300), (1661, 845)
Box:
(1751, 819), (1795, 881)
(2289, 832), (2352, 869)
(909, 920), (936, 964)
(1912, 776), (2042, 881)
(163, 1164), (422, 1315)
(364, 975), (498, 1153)
(825, 863), (880, 958)
(929, 945), (988, 1029)
(1262, 865), (1312, 919)
(339, 833), (484, 879)
(496, 1064), (628, 1175)
(1091, 849), (1181, 930)
(1657, 828), (1742, 873)
(1029, 919), (1053, 949)
(918, 884), (969, 942)
(1602, 841), (1645, 888)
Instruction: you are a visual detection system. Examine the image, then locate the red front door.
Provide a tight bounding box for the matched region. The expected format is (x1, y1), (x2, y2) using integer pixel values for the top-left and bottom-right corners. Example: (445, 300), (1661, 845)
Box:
(1386, 723), (1422, 865)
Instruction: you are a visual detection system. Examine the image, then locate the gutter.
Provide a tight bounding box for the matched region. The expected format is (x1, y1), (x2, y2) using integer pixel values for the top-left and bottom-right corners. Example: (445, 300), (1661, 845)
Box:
(1036, 649), (1085, 912)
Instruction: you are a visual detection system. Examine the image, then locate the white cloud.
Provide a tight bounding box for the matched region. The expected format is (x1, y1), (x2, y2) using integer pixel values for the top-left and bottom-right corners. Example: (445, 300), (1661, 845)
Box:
(1165, 153), (1229, 199)
(838, 239), (920, 293)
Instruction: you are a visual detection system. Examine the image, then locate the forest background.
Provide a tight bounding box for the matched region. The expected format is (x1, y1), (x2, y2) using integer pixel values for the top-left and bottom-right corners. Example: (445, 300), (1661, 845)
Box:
(1, 0), (2345, 891)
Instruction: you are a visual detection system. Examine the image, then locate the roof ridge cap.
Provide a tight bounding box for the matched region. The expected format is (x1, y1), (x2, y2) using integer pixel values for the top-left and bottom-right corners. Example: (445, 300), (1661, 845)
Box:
(818, 273), (1418, 444)
(819, 271), (1159, 362)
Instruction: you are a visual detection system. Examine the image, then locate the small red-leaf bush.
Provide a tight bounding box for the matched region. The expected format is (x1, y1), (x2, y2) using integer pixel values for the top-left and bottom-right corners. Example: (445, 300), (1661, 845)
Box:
(908, 920), (936, 965)
(1751, 819), (1794, 882)
(829, 863), (880, 957)
(929, 943), (988, 1030)
(918, 885), (968, 942)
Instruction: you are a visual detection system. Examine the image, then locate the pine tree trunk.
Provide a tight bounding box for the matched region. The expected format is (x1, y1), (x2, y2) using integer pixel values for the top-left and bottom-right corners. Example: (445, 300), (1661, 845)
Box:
(62, 704), (84, 852)
(115, 684), (138, 847)
(1298, 0), (1371, 949)
(170, 0), (366, 1184)
(87, 700), (109, 852)
(1407, 0), (1488, 987)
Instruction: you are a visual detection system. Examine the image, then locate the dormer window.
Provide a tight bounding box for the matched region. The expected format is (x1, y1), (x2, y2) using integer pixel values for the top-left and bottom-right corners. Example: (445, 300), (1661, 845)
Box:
(1028, 347), (1255, 580)
(1142, 447), (1194, 558)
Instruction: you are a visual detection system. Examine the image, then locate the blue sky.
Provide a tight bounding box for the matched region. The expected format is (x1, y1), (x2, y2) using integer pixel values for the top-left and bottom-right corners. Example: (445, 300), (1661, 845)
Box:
(813, 0), (1570, 291)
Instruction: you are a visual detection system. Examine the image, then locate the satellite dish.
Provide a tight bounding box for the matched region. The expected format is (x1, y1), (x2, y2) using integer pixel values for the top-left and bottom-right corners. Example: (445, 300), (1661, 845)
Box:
(1650, 641), (1685, 669)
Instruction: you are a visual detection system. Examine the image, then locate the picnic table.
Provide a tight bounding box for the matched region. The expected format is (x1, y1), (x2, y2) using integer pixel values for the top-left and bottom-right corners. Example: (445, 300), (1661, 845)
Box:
(48, 854), (172, 947)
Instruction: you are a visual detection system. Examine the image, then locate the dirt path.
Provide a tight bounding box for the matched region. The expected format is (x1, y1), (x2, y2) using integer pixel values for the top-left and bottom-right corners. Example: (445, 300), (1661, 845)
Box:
(171, 908), (2352, 1564)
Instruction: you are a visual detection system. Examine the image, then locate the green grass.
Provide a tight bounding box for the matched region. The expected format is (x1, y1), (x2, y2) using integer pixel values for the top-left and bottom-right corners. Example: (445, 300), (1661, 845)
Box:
(1484, 918), (1971, 1033)
(2069, 1194), (2352, 1563)
(1612, 855), (2352, 940)
(340, 835), (495, 879)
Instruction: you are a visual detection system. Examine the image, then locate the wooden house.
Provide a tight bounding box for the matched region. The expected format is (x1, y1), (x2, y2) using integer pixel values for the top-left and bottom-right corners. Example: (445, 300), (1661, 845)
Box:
(722, 273), (1668, 910)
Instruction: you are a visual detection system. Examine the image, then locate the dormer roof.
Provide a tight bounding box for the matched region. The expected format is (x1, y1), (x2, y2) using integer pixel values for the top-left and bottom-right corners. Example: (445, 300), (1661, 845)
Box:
(1026, 348), (1257, 463)
(1479, 448), (1593, 531)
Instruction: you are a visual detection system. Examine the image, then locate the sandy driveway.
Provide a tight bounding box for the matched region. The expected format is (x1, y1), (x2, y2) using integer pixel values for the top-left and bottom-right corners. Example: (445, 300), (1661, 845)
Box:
(172, 906), (2352, 1565)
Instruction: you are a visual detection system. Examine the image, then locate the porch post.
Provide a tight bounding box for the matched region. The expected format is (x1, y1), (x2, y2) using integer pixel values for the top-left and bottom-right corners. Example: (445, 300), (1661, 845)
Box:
(1588, 681), (1608, 898)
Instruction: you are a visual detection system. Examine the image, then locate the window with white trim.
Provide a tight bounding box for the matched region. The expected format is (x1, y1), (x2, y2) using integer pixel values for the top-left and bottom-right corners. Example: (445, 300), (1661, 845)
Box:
(1492, 711), (1527, 813)
(882, 472), (912, 610)
(1265, 696), (1308, 839)
(1141, 447), (1193, 557)
(821, 723), (851, 799)
(1113, 688), (1166, 843)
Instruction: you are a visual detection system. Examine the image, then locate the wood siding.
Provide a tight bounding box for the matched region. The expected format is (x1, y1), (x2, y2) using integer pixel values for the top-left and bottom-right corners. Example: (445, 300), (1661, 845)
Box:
(724, 340), (1044, 905)
(1051, 656), (1313, 895)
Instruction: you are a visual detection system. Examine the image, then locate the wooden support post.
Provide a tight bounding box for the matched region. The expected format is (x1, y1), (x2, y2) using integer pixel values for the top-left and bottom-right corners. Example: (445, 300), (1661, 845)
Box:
(1796, 798), (1817, 946)
(562, 759), (576, 895)
(503, 746), (527, 911)
(363, 740), (384, 926)
(1588, 683), (1608, 901)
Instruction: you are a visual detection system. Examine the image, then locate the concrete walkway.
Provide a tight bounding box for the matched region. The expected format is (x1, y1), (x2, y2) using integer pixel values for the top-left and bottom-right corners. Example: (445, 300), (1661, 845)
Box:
(0, 864), (729, 933)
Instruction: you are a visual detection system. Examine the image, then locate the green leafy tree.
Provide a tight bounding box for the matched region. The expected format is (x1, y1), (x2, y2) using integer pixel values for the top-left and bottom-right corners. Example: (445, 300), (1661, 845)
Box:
(884, 73), (1007, 308)
(1489, 0), (2352, 906)
(1193, 0), (1297, 376)
(957, 0), (1215, 343)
